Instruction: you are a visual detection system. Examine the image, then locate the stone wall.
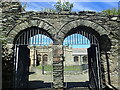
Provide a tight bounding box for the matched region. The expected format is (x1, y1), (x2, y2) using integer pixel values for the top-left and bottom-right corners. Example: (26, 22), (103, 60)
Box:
(1, 2), (120, 89)
(1, 2), (24, 89)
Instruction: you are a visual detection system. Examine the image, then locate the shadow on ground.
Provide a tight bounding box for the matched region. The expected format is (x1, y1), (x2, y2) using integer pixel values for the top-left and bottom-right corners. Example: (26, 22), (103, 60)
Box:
(28, 80), (89, 90)
(29, 72), (35, 75)
(65, 81), (89, 89)
(28, 80), (52, 89)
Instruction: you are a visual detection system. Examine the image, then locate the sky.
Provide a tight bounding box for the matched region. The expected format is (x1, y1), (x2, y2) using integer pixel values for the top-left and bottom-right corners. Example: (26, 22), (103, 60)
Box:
(30, 34), (90, 48)
(21, 0), (120, 12)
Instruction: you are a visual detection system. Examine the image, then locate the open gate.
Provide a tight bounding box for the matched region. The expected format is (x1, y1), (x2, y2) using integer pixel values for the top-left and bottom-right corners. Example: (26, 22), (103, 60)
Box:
(63, 30), (102, 89)
(88, 45), (102, 90)
(13, 27), (53, 89)
(13, 45), (30, 89)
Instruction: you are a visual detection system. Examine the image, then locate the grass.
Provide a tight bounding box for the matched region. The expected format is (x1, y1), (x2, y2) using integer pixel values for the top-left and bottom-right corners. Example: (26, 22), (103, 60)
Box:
(36, 65), (53, 71)
(64, 65), (81, 71)
(36, 65), (81, 71)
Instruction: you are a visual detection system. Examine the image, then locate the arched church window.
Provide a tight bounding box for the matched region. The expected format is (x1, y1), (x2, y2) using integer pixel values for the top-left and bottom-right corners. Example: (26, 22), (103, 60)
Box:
(37, 54), (41, 62)
(83, 55), (87, 63)
(74, 56), (78, 62)
(43, 54), (48, 62)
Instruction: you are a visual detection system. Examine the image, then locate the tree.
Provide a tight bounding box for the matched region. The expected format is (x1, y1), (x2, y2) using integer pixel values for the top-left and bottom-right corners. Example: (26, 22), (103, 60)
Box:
(102, 8), (120, 15)
(54, 0), (73, 12)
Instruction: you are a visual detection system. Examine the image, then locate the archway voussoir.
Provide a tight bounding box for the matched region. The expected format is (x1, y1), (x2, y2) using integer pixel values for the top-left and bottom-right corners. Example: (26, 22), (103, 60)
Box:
(84, 21), (93, 27)
(9, 29), (18, 36)
(91, 23), (99, 29)
(62, 27), (70, 34)
(43, 23), (50, 31)
(103, 25), (110, 31)
(18, 23), (29, 31)
(74, 20), (82, 27)
(29, 20), (39, 27)
(69, 21), (78, 28)
(7, 35), (15, 44)
(48, 28), (56, 35)
(76, 20), (85, 26)
(24, 21), (30, 28)
(63, 24), (73, 32)
(47, 26), (53, 30)
(38, 21), (44, 28)
(13, 25), (21, 32)
(96, 26), (107, 35)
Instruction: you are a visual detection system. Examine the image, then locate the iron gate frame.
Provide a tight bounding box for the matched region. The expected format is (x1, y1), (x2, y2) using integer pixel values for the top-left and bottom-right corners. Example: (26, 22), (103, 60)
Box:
(63, 30), (103, 89)
(12, 27), (54, 89)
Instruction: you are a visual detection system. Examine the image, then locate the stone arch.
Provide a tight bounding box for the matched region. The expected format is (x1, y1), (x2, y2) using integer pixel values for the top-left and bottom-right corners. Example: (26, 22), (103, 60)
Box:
(60, 19), (109, 89)
(6, 19), (56, 44)
(58, 19), (109, 41)
(58, 19), (112, 52)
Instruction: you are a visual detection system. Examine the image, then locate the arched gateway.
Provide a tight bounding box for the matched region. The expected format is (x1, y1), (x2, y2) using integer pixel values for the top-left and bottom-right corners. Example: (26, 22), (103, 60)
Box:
(2, 2), (119, 90)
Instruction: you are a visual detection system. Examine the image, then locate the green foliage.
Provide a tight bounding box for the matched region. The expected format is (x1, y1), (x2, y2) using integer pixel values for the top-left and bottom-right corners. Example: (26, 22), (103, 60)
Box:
(102, 8), (120, 15)
(37, 65), (53, 71)
(54, 1), (62, 12)
(22, 2), (27, 9)
(20, 1), (73, 12)
(54, 0), (74, 12)
(118, 8), (120, 15)
(64, 65), (81, 71)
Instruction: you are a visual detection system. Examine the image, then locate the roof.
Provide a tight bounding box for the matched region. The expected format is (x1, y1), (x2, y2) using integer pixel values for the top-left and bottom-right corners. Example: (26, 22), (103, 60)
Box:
(72, 48), (87, 55)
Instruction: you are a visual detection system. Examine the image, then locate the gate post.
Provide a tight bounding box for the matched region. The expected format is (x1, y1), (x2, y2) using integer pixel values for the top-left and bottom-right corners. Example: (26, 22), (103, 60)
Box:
(52, 44), (64, 89)
(2, 44), (14, 89)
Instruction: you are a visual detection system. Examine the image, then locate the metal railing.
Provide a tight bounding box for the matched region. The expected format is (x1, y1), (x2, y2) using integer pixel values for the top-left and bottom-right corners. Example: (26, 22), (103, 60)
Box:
(63, 30), (98, 45)
(90, 65), (99, 89)
(15, 27), (53, 45)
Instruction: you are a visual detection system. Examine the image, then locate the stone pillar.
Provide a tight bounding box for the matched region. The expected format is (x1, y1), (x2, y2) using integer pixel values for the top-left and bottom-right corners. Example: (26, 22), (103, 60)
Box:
(52, 44), (64, 89)
(80, 56), (83, 65)
(33, 46), (37, 67)
(78, 56), (81, 65)
(0, 43), (2, 90)
(2, 44), (14, 89)
(118, 40), (120, 90)
(117, 11), (120, 90)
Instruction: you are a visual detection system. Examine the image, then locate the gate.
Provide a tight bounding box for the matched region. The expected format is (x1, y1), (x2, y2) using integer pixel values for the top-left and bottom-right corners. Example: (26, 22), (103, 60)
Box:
(88, 45), (102, 90)
(13, 45), (30, 88)
(63, 30), (102, 89)
(13, 27), (53, 89)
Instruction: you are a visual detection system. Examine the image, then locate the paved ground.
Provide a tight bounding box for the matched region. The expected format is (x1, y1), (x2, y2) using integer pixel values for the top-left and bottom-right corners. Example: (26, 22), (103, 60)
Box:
(28, 67), (89, 90)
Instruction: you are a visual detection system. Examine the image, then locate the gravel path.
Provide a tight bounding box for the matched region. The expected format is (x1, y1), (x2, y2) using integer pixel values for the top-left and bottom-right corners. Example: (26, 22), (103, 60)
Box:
(28, 67), (89, 89)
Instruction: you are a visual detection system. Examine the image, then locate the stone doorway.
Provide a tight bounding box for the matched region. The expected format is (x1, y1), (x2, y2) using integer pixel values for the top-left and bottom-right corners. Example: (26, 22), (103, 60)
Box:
(12, 27), (54, 89)
(62, 29), (103, 89)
